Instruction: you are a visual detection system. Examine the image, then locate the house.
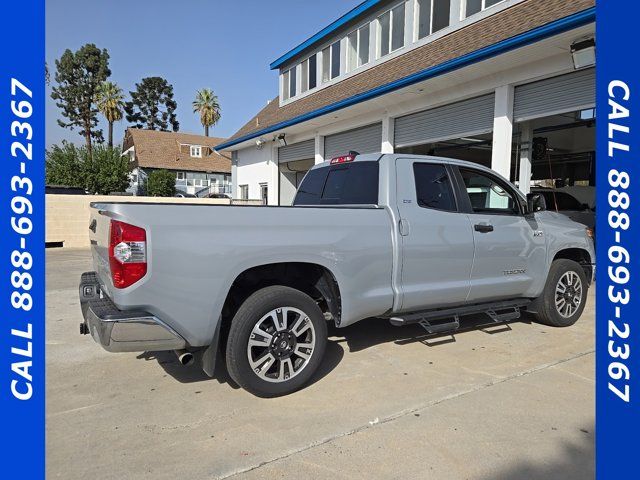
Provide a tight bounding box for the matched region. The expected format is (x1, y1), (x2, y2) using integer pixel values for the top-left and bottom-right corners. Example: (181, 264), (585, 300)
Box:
(216, 0), (596, 206)
(122, 128), (232, 196)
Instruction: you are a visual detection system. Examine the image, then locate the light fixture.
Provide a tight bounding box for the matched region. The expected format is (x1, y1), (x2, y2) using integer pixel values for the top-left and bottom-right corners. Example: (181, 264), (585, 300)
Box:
(255, 138), (265, 150)
(276, 133), (287, 147)
(571, 38), (595, 70)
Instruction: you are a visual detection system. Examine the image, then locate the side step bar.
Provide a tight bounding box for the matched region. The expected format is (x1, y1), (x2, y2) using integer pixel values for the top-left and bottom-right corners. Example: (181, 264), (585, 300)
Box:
(389, 299), (531, 332)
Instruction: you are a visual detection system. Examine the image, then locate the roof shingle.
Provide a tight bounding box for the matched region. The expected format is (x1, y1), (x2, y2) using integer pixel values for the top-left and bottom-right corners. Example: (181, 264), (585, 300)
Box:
(124, 129), (231, 173)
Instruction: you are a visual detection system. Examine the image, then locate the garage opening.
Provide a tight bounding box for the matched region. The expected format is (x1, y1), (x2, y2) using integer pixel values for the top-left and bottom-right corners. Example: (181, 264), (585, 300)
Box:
(278, 139), (315, 205)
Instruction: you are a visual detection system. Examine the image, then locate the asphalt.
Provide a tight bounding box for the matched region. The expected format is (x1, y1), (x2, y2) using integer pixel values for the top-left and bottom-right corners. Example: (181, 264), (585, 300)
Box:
(46, 248), (595, 479)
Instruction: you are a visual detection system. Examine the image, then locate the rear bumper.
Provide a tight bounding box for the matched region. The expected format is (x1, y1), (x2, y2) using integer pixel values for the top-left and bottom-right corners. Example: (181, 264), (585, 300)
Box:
(79, 272), (186, 353)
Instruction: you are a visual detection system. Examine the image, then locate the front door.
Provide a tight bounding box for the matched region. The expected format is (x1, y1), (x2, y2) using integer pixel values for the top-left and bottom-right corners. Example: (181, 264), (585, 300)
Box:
(396, 159), (475, 312)
(455, 167), (547, 302)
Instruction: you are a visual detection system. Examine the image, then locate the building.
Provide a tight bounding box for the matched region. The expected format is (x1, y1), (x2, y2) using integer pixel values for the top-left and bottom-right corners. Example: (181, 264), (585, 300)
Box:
(217, 0), (596, 206)
(123, 128), (232, 196)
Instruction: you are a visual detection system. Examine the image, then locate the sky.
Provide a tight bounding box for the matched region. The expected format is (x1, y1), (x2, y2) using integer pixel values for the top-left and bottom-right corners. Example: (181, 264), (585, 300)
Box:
(46, 0), (358, 148)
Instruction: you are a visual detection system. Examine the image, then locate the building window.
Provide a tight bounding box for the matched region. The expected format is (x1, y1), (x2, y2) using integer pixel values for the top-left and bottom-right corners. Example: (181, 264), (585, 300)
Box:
(308, 54), (317, 90)
(330, 40), (341, 79)
(260, 183), (268, 204)
(283, 69), (290, 100)
(283, 66), (297, 100)
(378, 2), (405, 59)
(301, 54), (318, 93)
(239, 184), (249, 200)
(190, 146), (202, 158)
(417, 0), (451, 39)
(289, 66), (297, 97)
(322, 46), (331, 83)
(347, 23), (371, 72)
(465, 0), (504, 17)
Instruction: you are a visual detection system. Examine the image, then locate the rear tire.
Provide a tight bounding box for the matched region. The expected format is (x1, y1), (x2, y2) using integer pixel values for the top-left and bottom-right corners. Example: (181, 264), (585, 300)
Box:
(532, 259), (588, 327)
(225, 286), (327, 397)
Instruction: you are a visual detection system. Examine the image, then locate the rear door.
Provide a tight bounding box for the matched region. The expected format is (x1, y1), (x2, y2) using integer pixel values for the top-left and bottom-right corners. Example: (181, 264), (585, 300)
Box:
(453, 166), (547, 301)
(395, 159), (474, 312)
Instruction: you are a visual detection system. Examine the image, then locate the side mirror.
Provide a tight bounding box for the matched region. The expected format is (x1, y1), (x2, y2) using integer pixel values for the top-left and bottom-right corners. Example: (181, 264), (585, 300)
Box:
(527, 193), (547, 213)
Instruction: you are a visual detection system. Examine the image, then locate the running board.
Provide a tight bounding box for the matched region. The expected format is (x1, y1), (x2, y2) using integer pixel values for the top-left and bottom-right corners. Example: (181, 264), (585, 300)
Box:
(389, 299), (531, 331)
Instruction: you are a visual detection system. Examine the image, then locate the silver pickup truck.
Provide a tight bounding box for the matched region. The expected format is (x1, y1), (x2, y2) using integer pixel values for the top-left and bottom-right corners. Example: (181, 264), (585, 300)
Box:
(79, 153), (594, 397)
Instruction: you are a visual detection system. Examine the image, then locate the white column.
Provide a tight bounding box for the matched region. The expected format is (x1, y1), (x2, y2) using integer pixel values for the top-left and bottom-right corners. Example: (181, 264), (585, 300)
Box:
(231, 154), (238, 199)
(269, 143), (279, 206)
(491, 84), (515, 180)
(518, 122), (533, 194)
(381, 114), (395, 154)
(314, 132), (325, 164)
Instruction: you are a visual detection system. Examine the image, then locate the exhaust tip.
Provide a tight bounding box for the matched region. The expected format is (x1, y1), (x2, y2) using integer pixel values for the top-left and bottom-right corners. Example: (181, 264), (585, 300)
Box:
(175, 350), (194, 367)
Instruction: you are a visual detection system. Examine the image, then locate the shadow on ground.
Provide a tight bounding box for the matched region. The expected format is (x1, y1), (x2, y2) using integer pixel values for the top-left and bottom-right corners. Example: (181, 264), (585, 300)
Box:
(135, 311), (537, 388)
(480, 423), (595, 480)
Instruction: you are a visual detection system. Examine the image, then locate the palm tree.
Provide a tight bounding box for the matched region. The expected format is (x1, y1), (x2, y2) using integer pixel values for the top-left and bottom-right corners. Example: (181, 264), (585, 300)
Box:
(96, 81), (125, 147)
(193, 88), (221, 136)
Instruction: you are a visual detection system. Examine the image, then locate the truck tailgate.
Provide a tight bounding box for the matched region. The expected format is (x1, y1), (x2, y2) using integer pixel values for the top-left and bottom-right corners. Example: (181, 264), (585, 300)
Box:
(88, 204), (112, 293)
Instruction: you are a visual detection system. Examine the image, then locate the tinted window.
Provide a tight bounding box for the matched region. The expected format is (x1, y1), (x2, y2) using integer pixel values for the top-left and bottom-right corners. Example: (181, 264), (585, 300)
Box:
(413, 163), (456, 212)
(308, 54), (317, 90)
(460, 169), (520, 215)
(293, 162), (379, 206)
(541, 192), (583, 211)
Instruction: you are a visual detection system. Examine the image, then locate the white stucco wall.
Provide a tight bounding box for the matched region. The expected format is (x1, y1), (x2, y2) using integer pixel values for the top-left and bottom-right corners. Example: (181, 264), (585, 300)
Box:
(234, 143), (279, 205)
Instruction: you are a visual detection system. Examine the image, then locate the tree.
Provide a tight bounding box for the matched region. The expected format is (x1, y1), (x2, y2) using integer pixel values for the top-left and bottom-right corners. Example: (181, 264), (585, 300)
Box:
(45, 142), (83, 187)
(193, 88), (221, 136)
(51, 44), (111, 157)
(96, 81), (125, 147)
(125, 77), (179, 132)
(145, 170), (176, 197)
(46, 142), (130, 194)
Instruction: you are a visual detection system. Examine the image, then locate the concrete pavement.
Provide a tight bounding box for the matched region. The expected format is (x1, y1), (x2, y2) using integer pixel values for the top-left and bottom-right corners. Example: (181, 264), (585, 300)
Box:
(46, 248), (594, 479)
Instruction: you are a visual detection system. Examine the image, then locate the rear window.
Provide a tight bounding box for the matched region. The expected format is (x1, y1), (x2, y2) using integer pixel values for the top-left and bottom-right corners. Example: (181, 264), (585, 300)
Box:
(293, 161), (379, 206)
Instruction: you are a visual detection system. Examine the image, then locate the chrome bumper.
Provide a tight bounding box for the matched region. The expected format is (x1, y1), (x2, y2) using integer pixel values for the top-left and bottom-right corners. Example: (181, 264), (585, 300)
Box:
(79, 272), (186, 353)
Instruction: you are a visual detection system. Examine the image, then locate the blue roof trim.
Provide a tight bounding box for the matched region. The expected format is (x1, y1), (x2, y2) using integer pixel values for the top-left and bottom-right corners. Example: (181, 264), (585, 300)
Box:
(270, 0), (384, 70)
(218, 8), (595, 151)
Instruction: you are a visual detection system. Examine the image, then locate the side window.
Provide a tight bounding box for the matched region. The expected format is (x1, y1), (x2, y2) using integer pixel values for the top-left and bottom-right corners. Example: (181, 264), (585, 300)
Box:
(413, 163), (457, 212)
(293, 162), (379, 206)
(460, 168), (520, 215)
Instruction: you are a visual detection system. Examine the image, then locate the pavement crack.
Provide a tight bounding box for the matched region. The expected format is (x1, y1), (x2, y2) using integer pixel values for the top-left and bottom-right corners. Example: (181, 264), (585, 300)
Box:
(213, 349), (594, 480)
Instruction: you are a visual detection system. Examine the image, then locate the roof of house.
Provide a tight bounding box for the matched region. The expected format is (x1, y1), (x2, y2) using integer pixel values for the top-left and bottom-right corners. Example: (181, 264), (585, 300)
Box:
(220, 0), (594, 151)
(125, 129), (231, 174)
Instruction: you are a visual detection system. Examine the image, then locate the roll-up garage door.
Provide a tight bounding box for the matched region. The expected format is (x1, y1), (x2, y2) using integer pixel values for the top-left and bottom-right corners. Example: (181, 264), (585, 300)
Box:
(513, 68), (595, 122)
(278, 138), (315, 163)
(394, 94), (495, 148)
(324, 123), (382, 159)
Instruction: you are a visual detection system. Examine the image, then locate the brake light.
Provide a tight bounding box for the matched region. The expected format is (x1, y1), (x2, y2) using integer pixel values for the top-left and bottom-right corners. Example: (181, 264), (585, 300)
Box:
(331, 154), (356, 165)
(109, 220), (147, 289)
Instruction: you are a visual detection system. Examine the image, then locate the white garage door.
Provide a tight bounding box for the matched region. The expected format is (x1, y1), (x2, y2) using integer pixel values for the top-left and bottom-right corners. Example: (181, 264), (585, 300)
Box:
(394, 94), (495, 148)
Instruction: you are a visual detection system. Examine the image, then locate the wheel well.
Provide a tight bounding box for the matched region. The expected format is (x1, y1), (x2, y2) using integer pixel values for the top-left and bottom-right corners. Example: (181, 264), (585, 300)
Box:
(218, 263), (342, 349)
(553, 248), (593, 283)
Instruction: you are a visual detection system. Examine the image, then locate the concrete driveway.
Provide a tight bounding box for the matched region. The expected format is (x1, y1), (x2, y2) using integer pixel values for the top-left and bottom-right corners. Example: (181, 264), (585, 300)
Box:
(47, 249), (595, 479)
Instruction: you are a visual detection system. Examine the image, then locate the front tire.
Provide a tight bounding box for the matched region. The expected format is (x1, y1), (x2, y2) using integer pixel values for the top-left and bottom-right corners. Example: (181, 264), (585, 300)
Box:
(532, 259), (588, 327)
(225, 286), (327, 397)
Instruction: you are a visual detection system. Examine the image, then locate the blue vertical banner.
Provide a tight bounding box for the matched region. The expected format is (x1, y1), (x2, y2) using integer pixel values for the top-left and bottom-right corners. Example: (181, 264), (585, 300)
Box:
(0, 0), (46, 477)
(596, 0), (639, 477)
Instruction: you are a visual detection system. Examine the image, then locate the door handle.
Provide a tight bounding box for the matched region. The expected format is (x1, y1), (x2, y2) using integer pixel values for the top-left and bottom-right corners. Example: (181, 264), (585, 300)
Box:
(474, 224), (494, 233)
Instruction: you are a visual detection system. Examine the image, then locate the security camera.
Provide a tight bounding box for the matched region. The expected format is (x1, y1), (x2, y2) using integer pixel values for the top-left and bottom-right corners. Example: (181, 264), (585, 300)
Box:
(256, 138), (265, 150)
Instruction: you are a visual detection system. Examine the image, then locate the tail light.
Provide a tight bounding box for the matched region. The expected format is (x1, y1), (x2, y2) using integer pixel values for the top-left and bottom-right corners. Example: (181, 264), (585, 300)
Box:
(109, 220), (147, 289)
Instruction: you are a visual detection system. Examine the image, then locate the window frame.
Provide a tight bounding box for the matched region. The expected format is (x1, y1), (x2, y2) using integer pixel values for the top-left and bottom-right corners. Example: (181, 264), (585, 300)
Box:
(346, 23), (371, 73)
(190, 145), (202, 158)
(412, 162), (459, 213)
(416, 0), (451, 40)
(239, 184), (249, 200)
(464, 0), (506, 18)
(377, 1), (406, 59)
(453, 166), (525, 216)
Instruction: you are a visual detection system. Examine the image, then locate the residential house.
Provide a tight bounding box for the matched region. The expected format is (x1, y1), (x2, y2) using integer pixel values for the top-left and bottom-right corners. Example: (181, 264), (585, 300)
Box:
(217, 0), (596, 206)
(122, 128), (232, 196)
